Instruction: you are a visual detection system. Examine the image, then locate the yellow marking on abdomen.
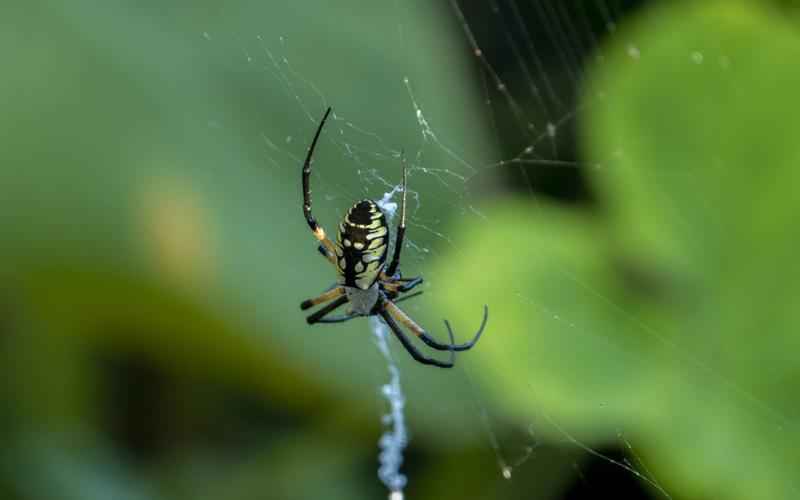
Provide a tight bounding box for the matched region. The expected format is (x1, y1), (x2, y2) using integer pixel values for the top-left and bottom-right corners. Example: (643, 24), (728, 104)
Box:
(366, 226), (387, 240)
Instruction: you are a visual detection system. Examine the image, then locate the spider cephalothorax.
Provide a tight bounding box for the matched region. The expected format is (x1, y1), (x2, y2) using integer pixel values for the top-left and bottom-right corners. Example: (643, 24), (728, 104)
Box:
(299, 107), (488, 368)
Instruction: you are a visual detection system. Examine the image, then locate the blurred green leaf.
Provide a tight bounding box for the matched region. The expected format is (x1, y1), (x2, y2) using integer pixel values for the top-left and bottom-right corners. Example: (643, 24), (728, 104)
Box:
(438, 2), (800, 499)
(1, 0), (498, 498)
(1, 0), (495, 425)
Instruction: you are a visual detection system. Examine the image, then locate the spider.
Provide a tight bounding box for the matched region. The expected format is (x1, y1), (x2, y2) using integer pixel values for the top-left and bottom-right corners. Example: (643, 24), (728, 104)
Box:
(298, 107), (488, 368)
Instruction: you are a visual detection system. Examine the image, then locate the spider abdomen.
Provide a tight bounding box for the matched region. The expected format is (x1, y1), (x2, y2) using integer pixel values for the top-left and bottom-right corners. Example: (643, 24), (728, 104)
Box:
(336, 199), (388, 289)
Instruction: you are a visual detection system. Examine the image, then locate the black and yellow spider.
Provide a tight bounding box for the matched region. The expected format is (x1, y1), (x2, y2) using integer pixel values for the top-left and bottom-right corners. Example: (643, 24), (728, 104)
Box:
(298, 107), (488, 368)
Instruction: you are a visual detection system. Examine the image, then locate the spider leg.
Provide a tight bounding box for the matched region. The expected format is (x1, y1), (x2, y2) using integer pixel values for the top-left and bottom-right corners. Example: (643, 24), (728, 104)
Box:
(316, 313), (362, 324)
(387, 276), (423, 293)
(388, 290), (424, 305)
(379, 308), (455, 368)
(384, 301), (488, 352)
(315, 291), (423, 324)
(318, 290), (423, 322)
(379, 271), (421, 283)
(317, 244), (332, 259)
(395, 275), (422, 283)
(300, 286), (345, 311)
(306, 295), (349, 324)
(302, 107), (339, 266)
(385, 153), (407, 277)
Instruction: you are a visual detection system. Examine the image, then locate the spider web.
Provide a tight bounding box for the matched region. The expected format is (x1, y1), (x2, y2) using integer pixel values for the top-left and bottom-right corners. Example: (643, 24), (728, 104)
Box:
(196, 1), (792, 499)
(223, 1), (667, 497)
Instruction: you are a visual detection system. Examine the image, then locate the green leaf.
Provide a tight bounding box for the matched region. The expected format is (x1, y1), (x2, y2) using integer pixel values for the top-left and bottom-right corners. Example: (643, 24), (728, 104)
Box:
(0, 0), (497, 431)
(0, 0), (499, 498)
(438, 2), (800, 499)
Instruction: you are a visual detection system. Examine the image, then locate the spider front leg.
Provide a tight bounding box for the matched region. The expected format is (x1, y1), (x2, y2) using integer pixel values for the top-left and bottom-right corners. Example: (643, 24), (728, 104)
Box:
(300, 286), (345, 310)
(317, 244), (333, 260)
(300, 286), (353, 324)
(379, 304), (455, 368)
(305, 296), (349, 324)
(300, 286), (351, 324)
(301, 106), (339, 266)
(385, 154), (408, 277)
(383, 300), (488, 352)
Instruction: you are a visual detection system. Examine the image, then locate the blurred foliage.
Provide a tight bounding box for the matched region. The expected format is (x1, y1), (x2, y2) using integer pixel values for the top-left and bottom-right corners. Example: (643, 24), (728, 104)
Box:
(2, 1), (799, 500)
(439, 1), (800, 499)
(0, 1), (504, 499)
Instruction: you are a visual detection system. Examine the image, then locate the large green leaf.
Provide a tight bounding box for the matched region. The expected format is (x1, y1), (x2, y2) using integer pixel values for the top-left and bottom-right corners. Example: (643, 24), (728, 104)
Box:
(1, 0), (495, 421)
(438, 2), (800, 499)
(0, 1), (498, 498)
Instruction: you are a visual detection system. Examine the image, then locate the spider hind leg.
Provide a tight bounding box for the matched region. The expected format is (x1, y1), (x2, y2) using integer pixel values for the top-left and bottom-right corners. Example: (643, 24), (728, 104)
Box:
(384, 301), (488, 352)
(380, 307), (455, 368)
